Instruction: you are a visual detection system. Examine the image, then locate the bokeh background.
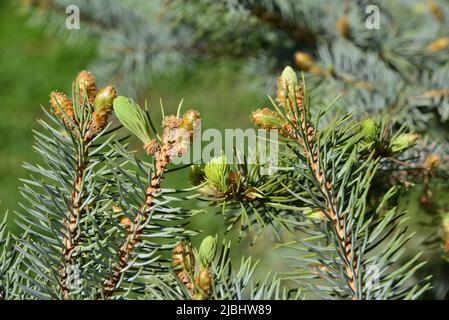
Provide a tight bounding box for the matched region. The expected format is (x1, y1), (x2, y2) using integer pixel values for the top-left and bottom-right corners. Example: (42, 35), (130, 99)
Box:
(0, 0), (266, 213)
(0, 0), (284, 280)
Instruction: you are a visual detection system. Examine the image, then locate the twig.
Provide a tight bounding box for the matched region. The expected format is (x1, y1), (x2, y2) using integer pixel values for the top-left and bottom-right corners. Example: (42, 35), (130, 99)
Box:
(289, 85), (358, 298)
(58, 134), (90, 299)
(102, 145), (170, 299)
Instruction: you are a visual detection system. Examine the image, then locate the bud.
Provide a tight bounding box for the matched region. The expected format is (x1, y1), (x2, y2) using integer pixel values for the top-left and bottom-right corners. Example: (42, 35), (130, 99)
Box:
(390, 133), (419, 153)
(250, 108), (285, 130)
(94, 85), (117, 113)
(244, 187), (260, 201)
(360, 118), (379, 143)
(199, 184), (223, 198)
(294, 52), (316, 72)
(276, 66), (299, 113)
(198, 235), (216, 267)
(120, 217), (131, 228)
(181, 109), (201, 133)
(442, 213), (449, 233)
(172, 242), (195, 293)
(427, 37), (449, 53)
(204, 155), (230, 192)
(189, 165), (205, 186)
(227, 171), (242, 195)
(336, 16), (349, 38)
(280, 66), (298, 85)
(162, 115), (182, 129)
(172, 241), (194, 273)
(195, 267), (212, 295)
(50, 91), (74, 122)
(428, 0), (444, 22)
(144, 139), (161, 156)
(75, 70), (97, 106)
(192, 293), (207, 300)
(88, 85), (118, 138)
(424, 153), (441, 171)
(304, 208), (324, 219)
(113, 96), (152, 145)
(112, 205), (122, 214)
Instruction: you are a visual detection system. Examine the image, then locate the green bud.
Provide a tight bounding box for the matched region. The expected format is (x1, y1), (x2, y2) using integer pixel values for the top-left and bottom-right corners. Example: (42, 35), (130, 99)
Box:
(360, 118), (379, 143)
(250, 108), (285, 130)
(94, 85), (117, 113)
(192, 293), (207, 300)
(189, 165), (205, 186)
(390, 133), (419, 153)
(199, 184), (222, 198)
(198, 235), (217, 267)
(280, 66), (298, 84)
(204, 155), (230, 192)
(304, 208), (323, 219)
(113, 96), (152, 145)
(294, 52), (315, 71)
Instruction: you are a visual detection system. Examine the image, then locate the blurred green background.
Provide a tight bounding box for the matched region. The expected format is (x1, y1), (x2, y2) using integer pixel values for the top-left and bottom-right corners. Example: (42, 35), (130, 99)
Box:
(0, 0), (283, 271)
(0, 0), (94, 213)
(0, 0), (265, 214)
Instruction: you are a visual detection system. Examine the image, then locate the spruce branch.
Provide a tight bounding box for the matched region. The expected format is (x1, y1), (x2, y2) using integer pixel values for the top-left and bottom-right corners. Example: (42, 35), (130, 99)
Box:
(190, 152), (296, 242)
(22, 0), (121, 32)
(251, 67), (429, 299)
(102, 97), (200, 299)
(101, 142), (170, 298)
(236, 0), (317, 46)
(58, 133), (89, 299)
(159, 237), (294, 300)
(0, 213), (19, 300)
(277, 68), (359, 297)
(51, 71), (117, 299)
(15, 70), (118, 299)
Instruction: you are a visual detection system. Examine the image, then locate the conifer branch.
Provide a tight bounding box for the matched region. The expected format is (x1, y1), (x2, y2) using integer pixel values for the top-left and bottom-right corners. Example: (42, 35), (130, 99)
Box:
(102, 99), (200, 299)
(278, 70), (358, 297)
(238, 1), (317, 46)
(102, 144), (170, 299)
(48, 71), (116, 299)
(58, 138), (89, 299)
(23, 0), (118, 32)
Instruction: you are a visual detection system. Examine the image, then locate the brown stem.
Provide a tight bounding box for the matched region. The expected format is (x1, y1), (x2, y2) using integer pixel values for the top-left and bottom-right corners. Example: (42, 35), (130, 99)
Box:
(420, 88), (449, 98)
(291, 91), (358, 298)
(58, 140), (89, 299)
(305, 130), (357, 296)
(102, 145), (170, 299)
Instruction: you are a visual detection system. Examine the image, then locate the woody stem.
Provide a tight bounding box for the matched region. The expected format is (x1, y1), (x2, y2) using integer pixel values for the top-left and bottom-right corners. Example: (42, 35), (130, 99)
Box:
(101, 145), (170, 299)
(59, 138), (89, 299)
(293, 98), (358, 299)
